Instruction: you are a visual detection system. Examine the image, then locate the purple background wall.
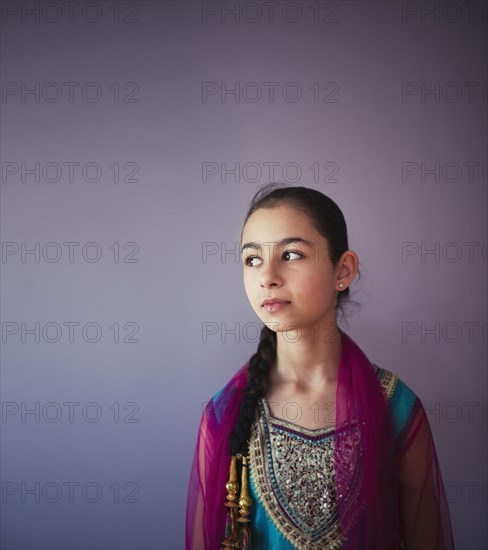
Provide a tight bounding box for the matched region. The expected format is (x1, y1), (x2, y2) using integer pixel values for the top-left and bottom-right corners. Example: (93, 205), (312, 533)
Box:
(1, 1), (486, 549)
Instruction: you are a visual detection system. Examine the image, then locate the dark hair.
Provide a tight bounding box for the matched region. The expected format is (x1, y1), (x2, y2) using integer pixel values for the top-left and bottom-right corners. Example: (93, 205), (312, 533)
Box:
(229, 183), (359, 457)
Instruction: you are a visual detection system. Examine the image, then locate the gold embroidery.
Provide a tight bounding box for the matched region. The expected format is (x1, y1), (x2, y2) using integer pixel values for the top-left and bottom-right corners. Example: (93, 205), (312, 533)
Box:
(372, 363), (399, 400)
(248, 400), (362, 549)
(247, 364), (398, 549)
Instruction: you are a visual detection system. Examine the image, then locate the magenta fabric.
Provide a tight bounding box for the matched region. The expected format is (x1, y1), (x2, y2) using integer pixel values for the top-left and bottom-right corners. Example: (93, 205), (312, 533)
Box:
(334, 329), (397, 548)
(185, 361), (247, 549)
(185, 328), (454, 549)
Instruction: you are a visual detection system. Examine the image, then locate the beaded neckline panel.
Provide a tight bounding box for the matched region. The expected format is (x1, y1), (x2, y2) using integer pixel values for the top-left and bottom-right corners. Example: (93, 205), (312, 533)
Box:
(246, 365), (398, 549)
(248, 397), (363, 549)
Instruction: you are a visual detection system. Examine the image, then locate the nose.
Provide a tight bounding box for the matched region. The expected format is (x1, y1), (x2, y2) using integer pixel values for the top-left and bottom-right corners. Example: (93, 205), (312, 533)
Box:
(259, 263), (283, 288)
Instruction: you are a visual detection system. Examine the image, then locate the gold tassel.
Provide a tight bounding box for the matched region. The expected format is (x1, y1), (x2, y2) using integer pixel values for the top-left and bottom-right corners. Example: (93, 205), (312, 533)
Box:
(221, 454), (241, 550)
(221, 453), (254, 550)
(237, 455), (253, 549)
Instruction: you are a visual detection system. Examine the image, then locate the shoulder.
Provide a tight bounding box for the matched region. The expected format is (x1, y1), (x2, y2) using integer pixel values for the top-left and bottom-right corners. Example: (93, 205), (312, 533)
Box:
(371, 363), (400, 400)
(211, 362), (248, 401)
(206, 362), (249, 423)
(372, 363), (420, 440)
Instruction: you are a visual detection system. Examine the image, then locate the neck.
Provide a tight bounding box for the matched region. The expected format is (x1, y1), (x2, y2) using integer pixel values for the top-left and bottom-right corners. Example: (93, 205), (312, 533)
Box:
(270, 321), (342, 391)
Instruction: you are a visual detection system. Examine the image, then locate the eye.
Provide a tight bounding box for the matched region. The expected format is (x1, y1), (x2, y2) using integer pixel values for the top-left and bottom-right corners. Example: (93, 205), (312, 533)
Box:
(243, 255), (262, 267)
(282, 250), (303, 261)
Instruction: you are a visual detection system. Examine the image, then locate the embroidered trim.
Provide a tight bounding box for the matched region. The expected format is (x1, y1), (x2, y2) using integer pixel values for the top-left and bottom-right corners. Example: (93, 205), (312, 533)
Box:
(372, 363), (399, 400)
(247, 363), (398, 549)
(248, 401), (363, 549)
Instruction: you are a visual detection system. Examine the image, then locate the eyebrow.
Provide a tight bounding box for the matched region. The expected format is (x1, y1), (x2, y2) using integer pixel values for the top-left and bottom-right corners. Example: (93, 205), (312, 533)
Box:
(240, 237), (315, 254)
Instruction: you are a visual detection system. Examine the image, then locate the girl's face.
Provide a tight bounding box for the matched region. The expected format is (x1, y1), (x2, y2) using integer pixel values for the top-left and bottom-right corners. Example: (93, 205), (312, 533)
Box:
(241, 204), (341, 334)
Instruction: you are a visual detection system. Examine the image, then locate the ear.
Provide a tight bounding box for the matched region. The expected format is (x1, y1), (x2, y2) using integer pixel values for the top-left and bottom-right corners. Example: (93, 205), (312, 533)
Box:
(336, 250), (359, 290)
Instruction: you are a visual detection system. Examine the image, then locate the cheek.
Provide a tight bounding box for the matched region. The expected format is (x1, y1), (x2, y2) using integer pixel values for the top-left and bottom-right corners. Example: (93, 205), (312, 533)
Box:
(296, 271), (335, 303)
(243, 272), (256, 301)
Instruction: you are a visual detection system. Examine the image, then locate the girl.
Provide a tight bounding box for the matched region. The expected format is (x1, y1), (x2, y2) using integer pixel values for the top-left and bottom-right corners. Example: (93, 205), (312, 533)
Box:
(186, 184), (454, 549)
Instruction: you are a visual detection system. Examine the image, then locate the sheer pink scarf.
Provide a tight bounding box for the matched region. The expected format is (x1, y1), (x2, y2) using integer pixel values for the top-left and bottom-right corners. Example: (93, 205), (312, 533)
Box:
(185, 328), (454, 549)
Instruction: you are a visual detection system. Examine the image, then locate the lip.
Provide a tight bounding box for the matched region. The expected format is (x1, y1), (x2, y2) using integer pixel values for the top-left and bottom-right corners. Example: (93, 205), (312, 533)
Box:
(262, 298), (290, 306)
(262, 298), (291, 313)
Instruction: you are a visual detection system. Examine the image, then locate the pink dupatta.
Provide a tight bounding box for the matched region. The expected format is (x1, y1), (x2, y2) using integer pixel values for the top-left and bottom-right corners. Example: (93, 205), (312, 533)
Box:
(185, 328), (454, 549)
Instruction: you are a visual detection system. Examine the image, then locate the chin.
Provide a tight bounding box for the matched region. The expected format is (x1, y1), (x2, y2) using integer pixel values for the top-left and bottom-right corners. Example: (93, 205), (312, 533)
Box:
(263, 319), (301, 332)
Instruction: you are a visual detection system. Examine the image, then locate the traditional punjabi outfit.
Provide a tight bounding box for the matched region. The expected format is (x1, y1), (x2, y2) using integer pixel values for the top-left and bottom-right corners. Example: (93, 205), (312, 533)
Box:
(186, 329), (454, 549)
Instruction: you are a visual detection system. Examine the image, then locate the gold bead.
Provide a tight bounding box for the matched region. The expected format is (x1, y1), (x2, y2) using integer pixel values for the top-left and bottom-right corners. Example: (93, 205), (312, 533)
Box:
(239, 495), (253, 509)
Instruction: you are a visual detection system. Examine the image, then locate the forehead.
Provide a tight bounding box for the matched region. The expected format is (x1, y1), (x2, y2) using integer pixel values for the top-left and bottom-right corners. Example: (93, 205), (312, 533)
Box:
(241, 204), (319, 241)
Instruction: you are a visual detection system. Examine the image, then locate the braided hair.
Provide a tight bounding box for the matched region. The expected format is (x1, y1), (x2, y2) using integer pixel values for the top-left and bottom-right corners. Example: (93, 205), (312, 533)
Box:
(229, 183), (356, 458)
